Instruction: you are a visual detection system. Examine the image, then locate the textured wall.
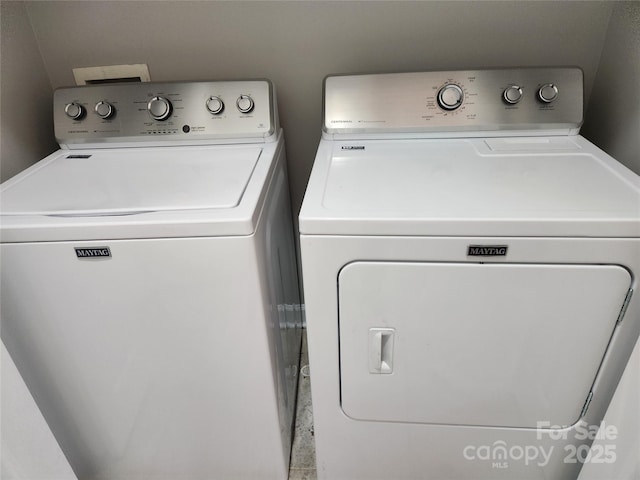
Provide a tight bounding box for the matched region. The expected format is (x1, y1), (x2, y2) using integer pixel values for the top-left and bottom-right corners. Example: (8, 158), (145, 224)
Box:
(24, 0), (613, 213)
(583, 2), (640, 174)
(0, 1), (57, 182)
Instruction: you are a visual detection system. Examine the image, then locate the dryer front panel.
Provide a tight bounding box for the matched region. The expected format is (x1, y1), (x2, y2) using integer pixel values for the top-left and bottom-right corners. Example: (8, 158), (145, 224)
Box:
(338, 261), (631, 428)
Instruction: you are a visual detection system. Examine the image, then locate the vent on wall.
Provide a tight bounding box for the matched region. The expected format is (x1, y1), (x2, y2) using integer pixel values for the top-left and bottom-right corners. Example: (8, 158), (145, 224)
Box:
(72, 64), (151, 86)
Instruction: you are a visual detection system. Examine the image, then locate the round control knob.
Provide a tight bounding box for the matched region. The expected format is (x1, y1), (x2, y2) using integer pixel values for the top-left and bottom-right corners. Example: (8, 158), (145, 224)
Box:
(206, 96), (224, 115)
(503, 85), (523, 104)
(64, 102), (85, 120)
(94, 101), (115, 119)
(437, 84), (464, 111)
(236, 95), (254, 114)
(147, 96), (173, 121)
(538, 83), (558, 103)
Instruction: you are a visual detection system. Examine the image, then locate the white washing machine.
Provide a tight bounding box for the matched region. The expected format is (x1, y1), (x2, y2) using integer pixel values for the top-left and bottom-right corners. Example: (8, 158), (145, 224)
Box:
(299, 68), (640, 480)
(0, 80), (302, 480)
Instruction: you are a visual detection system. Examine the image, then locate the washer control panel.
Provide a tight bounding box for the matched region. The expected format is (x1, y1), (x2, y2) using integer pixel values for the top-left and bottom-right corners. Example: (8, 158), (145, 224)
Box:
(54, 80), (275, 147)
(323, 68), (583, 136)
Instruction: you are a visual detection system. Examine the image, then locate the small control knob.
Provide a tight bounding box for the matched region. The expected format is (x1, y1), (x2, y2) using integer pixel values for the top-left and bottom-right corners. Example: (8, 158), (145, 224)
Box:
(236, 95), (254, 114)
(147, 96), (173, 121)
(65, 102), (85, 120)
(437, 84), (464, 111)
(206, 96), (224, 115)
(94, 101), (115, 119)
(503, 85), (523, 104)
(538, 83), (558, 103)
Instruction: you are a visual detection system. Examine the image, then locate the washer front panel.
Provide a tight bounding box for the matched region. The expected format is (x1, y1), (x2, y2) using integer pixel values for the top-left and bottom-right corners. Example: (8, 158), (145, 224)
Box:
(339, 261), (630, 428)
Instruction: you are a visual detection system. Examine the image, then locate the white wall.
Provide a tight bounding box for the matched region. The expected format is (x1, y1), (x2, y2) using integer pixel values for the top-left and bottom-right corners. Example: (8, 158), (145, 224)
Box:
(583, 1), (640, 175)
(0, 1), (57, 182)
(24, 0), (614, 212)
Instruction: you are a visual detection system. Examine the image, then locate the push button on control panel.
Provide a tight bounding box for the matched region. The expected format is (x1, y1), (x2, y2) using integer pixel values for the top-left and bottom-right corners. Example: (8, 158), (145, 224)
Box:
(147, 96), (173, 121)
(538, 83), (558, 103)
(437, 84), (464, 111)
(503, 85), (523, 104)
(94, 101), (115, 119)
(65, 102), (86, 120)
(206, 96), (224, 115)
(236, 95), (254, 114)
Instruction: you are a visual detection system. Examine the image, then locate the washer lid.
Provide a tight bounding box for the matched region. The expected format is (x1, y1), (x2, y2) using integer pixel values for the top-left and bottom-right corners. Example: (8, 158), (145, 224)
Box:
(1, 146), (262, 216)
(299, 136), (640, 237)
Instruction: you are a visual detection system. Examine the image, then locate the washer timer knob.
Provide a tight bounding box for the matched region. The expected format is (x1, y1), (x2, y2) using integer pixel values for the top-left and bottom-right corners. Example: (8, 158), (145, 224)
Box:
(65, 102), (86, 120)
(503, 85), (523, 104)
(147, 96), (173, 121)
(95, 101), (115, 119)
(206, 96), (225, 115)
(538, 83), (559, 103)
(437, 84), (464, 111)
(236, 95), (254, 114)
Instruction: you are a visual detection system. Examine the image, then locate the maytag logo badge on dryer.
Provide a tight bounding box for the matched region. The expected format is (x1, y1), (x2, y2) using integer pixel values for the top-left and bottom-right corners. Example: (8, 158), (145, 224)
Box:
(75, 247), (112, 259)
(467, 245), (508, 257)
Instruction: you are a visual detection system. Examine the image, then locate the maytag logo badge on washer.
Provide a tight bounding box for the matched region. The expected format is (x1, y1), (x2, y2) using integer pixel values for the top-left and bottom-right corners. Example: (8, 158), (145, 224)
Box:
(467, 245), (508, 256)
(75, 247), (112, 259)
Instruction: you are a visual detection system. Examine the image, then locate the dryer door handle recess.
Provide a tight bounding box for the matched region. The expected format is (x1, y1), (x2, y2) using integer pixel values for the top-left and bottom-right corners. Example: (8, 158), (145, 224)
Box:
(369, 328), (395, 374)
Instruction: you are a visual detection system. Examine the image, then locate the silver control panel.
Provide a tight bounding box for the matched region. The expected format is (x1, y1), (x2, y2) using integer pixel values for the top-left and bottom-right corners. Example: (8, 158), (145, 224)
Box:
(54, 80), (276, 147)
(323, 68), (583, 137)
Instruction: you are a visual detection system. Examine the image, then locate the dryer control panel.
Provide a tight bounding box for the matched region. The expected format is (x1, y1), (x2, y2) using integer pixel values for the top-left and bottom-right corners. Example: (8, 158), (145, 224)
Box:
(54, 80), (276, 148)
(323, 68), (583, 138)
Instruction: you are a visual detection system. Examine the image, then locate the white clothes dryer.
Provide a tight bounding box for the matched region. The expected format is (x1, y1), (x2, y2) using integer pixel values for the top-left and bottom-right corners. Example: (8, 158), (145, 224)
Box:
(1, 80), (302, 480)
(299, 68), (640, 480)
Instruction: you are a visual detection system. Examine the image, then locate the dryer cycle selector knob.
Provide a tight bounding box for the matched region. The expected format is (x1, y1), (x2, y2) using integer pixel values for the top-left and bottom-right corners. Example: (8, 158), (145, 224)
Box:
(95, 101), (115, 119)
(206, 96), (224, 115)
(538, 83), (558, 103)
(437, 84), (464, 111)
(147, 96), (173, 121)
(236, 95), (254, 114)
(503, 85), (523, 104)
(65, 102), (86, 120)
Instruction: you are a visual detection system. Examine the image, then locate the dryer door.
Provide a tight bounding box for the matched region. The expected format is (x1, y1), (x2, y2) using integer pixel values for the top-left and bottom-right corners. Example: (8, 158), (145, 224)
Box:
(338, 262), (631, 428)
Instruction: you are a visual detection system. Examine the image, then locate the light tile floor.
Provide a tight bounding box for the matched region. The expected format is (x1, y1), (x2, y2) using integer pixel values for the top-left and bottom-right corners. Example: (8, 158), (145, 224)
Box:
(288, 331), (317, 480)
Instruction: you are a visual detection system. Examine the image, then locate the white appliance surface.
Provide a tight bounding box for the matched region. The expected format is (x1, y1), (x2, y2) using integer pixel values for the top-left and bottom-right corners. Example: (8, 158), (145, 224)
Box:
(1, 146), (262, 215)
(578, 338), (640, 480)
(1, 343), (77, 480)
(339, 262), (630, 428)
(300, 69), (640, 480)
(301, 136), (639, 237)
(0, 80), (302, 480)
(0, 142), (283, 242)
